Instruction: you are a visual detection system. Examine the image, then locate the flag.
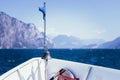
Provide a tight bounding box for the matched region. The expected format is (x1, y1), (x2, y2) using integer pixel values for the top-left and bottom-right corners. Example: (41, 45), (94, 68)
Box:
(39, 2), (46, 20)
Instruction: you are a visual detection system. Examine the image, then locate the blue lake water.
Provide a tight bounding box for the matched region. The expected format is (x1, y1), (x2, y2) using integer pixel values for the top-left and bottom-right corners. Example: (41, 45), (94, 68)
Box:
(0, 49), (120, 75)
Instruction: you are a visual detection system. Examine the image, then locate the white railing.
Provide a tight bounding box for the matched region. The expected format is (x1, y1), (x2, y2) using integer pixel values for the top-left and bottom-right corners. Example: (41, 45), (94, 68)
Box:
(0, 58), (45, 80)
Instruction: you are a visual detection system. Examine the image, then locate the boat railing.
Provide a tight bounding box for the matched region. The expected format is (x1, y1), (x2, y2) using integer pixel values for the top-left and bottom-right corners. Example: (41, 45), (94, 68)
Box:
(0, 58), (44, 80)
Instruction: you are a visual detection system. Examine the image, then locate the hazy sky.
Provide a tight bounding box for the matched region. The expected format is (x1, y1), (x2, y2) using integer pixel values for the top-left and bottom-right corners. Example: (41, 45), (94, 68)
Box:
(0, 0), (120, 41)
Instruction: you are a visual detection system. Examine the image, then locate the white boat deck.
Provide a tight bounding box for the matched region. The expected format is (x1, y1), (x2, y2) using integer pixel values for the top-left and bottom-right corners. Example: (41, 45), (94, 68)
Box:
(0, 58), (45, 80)
(0, 58), (120, 80)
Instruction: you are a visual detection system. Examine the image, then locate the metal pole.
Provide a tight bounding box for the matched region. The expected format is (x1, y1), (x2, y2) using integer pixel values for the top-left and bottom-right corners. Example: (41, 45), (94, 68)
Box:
(43, 2), (48, 80)
(44, 2), (47, 52)
(39, 2), (51, 80)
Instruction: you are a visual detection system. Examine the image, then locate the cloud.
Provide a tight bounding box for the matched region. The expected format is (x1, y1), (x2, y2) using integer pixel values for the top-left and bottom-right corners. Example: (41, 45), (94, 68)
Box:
(47, 27), (59, 36)
(94, 29), (106, 35)
(46, 27), (72, 38)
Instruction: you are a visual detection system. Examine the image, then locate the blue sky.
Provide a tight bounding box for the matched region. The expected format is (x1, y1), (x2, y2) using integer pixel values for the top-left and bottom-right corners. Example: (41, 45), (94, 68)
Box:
(0, 0), (120, 41)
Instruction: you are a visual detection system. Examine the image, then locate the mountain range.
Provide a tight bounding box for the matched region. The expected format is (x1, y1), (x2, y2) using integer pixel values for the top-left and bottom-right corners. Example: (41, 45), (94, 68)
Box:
(52, 34), (120, 49)
(52, 35), (83, 48)
(99, 37), (120, 49)
(0, 11), (120, 49)
(52, 35), (105, 49)
(0, 12), (53, 49)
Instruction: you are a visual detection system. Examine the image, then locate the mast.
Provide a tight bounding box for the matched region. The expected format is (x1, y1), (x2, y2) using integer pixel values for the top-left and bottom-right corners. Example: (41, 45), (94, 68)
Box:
(39, 2), (51, 80)
(43, 2), (47, 52)
(39, 2), (51, 59)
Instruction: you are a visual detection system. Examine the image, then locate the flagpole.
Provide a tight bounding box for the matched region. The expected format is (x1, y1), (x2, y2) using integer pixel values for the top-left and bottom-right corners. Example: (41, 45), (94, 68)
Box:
(44, 2), (47, 52)
(43, 2), (48, 80)
(39, 2), (51, 80)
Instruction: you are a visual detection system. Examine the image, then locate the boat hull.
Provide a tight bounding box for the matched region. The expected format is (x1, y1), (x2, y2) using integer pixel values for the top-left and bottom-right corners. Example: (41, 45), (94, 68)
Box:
(0, 58), (120, 80)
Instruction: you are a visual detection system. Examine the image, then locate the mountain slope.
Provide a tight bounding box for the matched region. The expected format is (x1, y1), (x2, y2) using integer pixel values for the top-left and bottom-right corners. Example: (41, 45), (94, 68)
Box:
(0, 12), (53, 49)
(99, 37), (120, 49)
(52, 35), (83, 48)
